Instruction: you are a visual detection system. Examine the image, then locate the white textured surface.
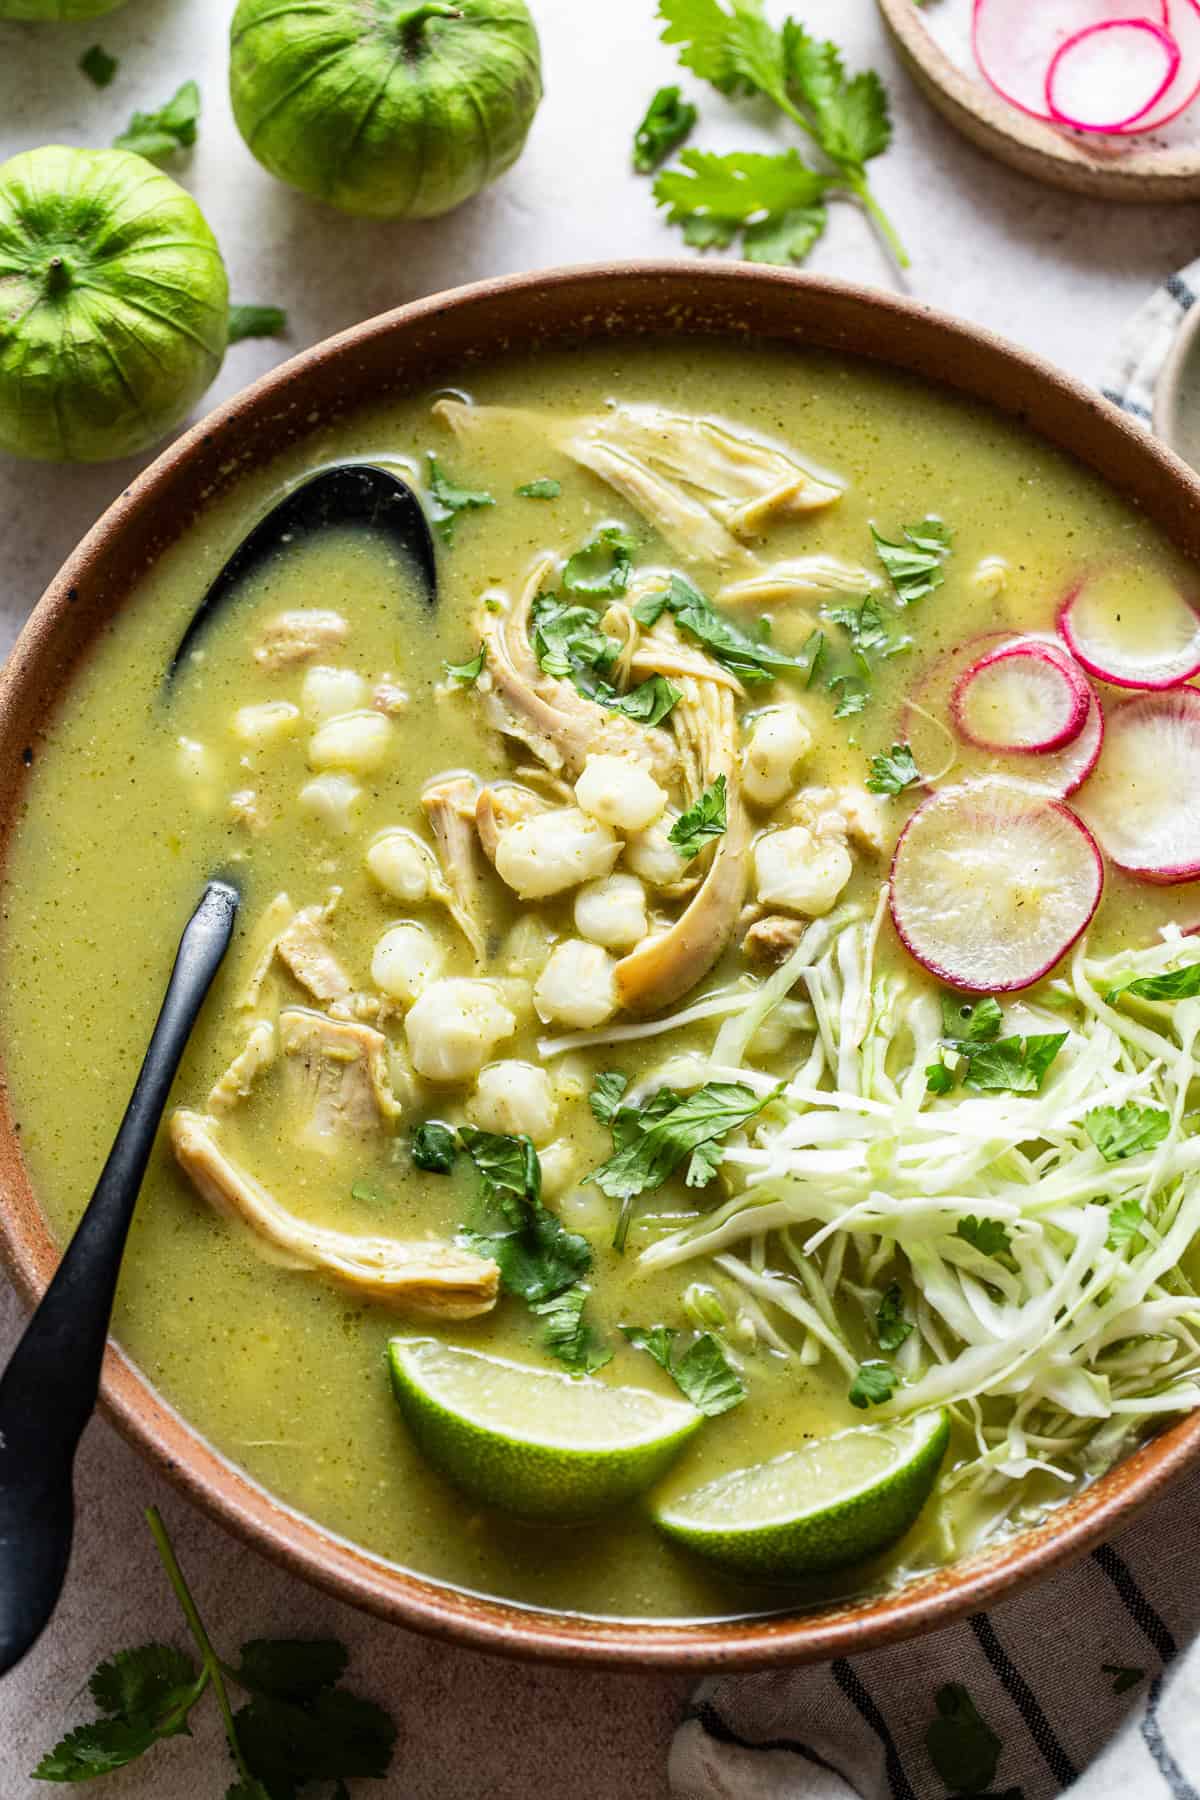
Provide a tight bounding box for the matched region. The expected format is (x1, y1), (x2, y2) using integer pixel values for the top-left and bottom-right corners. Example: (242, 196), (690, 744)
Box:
(1, 0), (1198, 1793)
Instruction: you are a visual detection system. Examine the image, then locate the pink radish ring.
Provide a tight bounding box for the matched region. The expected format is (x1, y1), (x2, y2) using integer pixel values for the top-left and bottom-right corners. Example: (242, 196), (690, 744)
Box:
(1059, 572), (1200, 689)
(951, 640), (1090, 754)
(1113, 0), (1200, 132)
(973, 0), (1169, 123)
(1075, 688), (1200, 882)
(1046, 18), (1181, 132)
(890, 777), (1104, 992)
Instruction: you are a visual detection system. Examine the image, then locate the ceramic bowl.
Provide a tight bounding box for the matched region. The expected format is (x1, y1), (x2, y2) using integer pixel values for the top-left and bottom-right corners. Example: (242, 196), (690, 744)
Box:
(4, 264), (1200, 1669)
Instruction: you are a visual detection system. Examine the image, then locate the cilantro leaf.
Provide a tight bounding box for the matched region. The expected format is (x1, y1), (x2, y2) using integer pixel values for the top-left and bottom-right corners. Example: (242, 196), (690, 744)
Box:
(642, 573), (810, 682)
(562, 525), (636, 597)
(925, 1062), (954, 1096)
(89, 1643), (197, 1721)
(443, 643), (486, 686)
(32, 1716), (179, 1781)
(634, 84), (699, 172)
(686, 1136), (725, 1187)
(458, 1129), (592, 1303)
(941, 994), (1003, 1048)
(784, 23), (892, 167)
(669, 774), (727, 860)
(411, 1120), (457, 1174)
(925, 1683), (1002, 1795)
(589, 1070), (630, 1127)
(872, 517), (953, 605)
(1085, 1103), (1171, 1164)
(828, 673), (868, 717)
(955, 1216), (1012, 1259)
(35, 1648), (206, 1781)
(232, 1639), (348, 1703)
(654, 149), (830, 262)
(426, 454), (494, 543)
(236, 1687), (396, 1793)
(825, 595), (909, 664)
(621, 1324), (745, 1414)
(866, 742), (921, 796)
(1107, 962), (1200, 1004)
(532, 1285), (612, 1373)
(531, 594), (619, 679)
(1106, 1197), (1145, 1253)
(962, 1032), (1068, 1095)
(227, 304), (287, 344)
(113, 80), (201, 164)
(658, 0), (788, 103)
(876, 1281), (913, 1352)
(742, 204), (828, 266)
(849, 1360), (897, 1408)
(599, 674), (681, 726)
(1103, 1663), (1145, 1695)
(80, 43), (118, 87)
(515, 477), (561, 499)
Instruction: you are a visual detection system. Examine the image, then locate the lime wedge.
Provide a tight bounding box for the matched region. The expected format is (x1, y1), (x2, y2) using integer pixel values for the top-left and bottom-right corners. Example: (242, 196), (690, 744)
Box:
(388, 1338), (703, 1521)
(654, 1409), (950, 1579)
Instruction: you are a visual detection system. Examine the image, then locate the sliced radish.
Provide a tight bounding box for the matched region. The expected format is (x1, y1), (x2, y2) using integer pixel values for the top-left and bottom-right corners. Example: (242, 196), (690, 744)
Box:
(973, 0), (1168, 122)
(1075, 689), (1200, 881)
(904, 632), (1104, 797)
(890, 777), (1104, 992)
(1059, 568), (1200, 689)
(1114, 0), (1200, 129)
(951, 640), (1090, 753)
(1046, 19), (1180, 132)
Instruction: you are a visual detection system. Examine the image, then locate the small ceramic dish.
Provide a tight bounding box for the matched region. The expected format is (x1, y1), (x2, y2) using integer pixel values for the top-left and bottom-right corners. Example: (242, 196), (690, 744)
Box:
(1154, 298), (1200, 466)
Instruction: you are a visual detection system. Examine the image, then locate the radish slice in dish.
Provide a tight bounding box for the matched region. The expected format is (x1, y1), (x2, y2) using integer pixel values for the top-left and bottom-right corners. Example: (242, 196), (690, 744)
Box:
(951, 640), (1090, 753)
(973, 0), (1168, 122)
(1046, 20), (1180, 132)
(1075, 689), (1200, 882)
(904, 633), (1104, 796)
(1114, 0), (1200, 129)
(1060, 568), (1200, 688)
(890, 778), (1104, 992)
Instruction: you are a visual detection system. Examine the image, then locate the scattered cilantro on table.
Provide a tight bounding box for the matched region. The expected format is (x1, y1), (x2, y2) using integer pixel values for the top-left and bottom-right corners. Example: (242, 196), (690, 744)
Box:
(80, 43), (118, 88)
(621, 1324), (746, 1414)
(651, 0), (906, 269)
(228, 304), (288, 344)
(113, 80), (201, 165)
(633, 84), (699, 172)
(32, 1508), (395, 1794)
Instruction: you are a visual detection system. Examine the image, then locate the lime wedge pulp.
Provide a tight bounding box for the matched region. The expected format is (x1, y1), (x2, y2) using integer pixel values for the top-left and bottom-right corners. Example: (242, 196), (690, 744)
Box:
(388, 1338), (703, 1521)
(654, 1409), (950, 1579)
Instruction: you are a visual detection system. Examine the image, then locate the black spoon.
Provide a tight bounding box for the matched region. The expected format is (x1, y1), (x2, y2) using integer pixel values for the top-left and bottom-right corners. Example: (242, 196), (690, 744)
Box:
(168, 464), (437, 680)
(0, 878), (239, 1677)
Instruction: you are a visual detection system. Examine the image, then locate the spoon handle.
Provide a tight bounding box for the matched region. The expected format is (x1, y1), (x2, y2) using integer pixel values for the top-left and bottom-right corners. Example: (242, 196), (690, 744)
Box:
(0, 879), (239, 1676)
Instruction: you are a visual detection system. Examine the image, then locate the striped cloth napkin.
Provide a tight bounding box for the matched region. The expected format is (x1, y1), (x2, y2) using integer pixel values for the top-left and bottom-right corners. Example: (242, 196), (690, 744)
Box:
(669, 270), (1200, 1800)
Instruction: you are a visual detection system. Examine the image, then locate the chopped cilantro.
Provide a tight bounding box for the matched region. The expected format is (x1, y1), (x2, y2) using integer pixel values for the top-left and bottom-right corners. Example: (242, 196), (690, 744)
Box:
(515, 477), (561, 499)
(925, 1062), (954, 1096)
(457, 1129), (592, 1303)
(600, 674), (682, 725)
(1106, 1198), (1145, 1254)
(227, 304), (287, 343)
(411, 1121), (457, 1174)
(828, 673), (868, 717)
(871, 517), (953, 604)
(621, 1324), (746, 1414)
(561, 525), (636, 597)
(635, 573), (812, 683)
(925, 1682), (1002, 1795)
(1107, 962), (1200, 1005)
(866, 742), (921, 796)
(349, 1180), (390, 1208)
(941, 994), (1003, 1048)
(112, 80), (201, 164)
(426, 454), (494, 543)
(1085, 1103), (1171, 1164)
(531, 594), (619, 680)
(955, 1216), (1012, 1259)
(443, 643), (486, 686)
(634, 84), (699, 172)
(669, 774), (728, 860)
(589, 1070), (630, 1127)
(533, 1286), (612, 1373)
(875, 1282), (913, 1352)
(962, 1032), (1068, 1094)
(849, 1360), (897, 1408)
(825, 595), (910, 665)
(80, 43), (118, 87)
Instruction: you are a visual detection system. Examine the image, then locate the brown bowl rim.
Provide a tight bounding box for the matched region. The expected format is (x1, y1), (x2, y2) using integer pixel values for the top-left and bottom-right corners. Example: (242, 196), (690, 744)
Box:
(4, 260), (1200, 1670)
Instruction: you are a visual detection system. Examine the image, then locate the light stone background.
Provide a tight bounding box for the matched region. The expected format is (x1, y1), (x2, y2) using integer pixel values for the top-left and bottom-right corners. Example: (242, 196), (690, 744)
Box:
(1, 1), (1199, 1793)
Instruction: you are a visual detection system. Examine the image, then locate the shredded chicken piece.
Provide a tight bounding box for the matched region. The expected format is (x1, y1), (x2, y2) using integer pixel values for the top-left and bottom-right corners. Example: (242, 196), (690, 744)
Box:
(276, 895), (353, 1003)
(280, 1007), (401, 1147)
(475, 556), (676, 783)
(371, 679), (409, 716)
(568, 436), (755, 574)
(170, 1110), (498, 1316)
(475, 782), (548, 865)
(742, 915), (807, 966)
(421, 774), (488, 958)
(208, 1020), (276, 1114)
(237, 892), (296, 1011)
(254, 610), (349, 669)
(718, 555), (879, 608)
(615, 668), (750, 1015)
(229, 789), (269, 834)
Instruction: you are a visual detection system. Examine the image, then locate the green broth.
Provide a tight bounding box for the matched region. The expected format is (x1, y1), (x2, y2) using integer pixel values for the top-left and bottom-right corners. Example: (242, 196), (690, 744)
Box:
(2, 339), (1195, 1618)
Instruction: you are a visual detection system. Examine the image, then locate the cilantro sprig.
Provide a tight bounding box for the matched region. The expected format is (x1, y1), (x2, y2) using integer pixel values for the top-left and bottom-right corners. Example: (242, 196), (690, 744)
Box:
(33, 1508), (394, 1793)
(621, 1323), (746, 1414)
(654, 0), (906, 269)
